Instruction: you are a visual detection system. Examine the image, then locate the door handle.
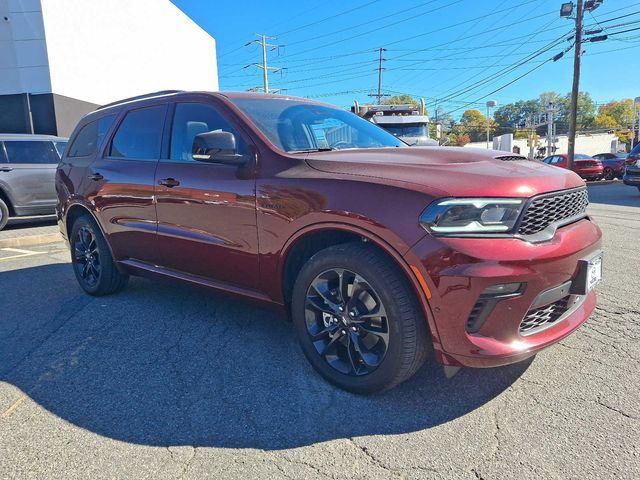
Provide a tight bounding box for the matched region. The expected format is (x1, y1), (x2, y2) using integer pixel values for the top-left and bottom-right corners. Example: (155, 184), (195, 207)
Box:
(87, 173), (104, 181)
(0, 167), (13, 172)
(158, 178), (180, 188)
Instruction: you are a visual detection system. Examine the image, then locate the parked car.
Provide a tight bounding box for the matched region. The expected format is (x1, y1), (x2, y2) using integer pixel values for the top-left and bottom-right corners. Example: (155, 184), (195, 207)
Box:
(56, 91), (602, 393)
(623, 156), (640, 192)
(592, 152), (626, 180)
(0, 134), (68, 230)
(542, 153), (603, 181)
(625, 142), (640, 166)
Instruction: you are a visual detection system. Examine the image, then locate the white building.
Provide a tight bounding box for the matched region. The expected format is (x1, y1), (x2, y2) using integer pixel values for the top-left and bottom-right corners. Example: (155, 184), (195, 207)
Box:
(465, 132), (621, 157)
(0, 0), (218, 136)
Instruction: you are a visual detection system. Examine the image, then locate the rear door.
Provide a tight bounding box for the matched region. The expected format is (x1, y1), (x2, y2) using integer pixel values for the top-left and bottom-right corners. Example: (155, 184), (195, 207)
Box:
(87, 104), (167, 262)
(1, 140), (61, 214)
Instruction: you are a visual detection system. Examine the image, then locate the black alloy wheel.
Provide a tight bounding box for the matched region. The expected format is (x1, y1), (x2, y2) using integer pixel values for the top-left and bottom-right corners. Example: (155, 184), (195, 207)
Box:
(74, 225), (101, 288)
(304, 268), (389, 376)
(70, 214), (128, 296)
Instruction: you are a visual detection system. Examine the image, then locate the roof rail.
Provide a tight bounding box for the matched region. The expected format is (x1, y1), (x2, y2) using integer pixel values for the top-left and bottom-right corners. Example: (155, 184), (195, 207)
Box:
(96, 90), (184, 110)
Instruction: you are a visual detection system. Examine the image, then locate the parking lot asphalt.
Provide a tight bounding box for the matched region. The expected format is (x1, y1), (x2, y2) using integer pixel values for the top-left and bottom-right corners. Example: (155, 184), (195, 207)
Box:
(0, 183), (638, 480)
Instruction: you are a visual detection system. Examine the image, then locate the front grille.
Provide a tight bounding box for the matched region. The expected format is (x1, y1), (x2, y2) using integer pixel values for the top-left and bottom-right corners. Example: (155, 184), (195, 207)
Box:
(519, 296), (571, 335)
(518, 188), (588, 236)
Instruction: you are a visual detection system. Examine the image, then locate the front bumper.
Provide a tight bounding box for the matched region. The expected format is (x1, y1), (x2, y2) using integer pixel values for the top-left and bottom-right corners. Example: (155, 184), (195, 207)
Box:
(405, 217), (602, 368)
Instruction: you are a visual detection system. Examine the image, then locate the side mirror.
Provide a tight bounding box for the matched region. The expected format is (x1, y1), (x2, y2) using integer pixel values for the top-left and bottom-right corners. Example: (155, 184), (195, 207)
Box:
(192, 131), (247, 165)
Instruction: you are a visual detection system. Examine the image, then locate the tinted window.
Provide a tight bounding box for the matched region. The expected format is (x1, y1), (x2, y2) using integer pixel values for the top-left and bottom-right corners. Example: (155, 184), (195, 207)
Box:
(170, 103), (248, 161)
(54, 141), (67, 157)
(68, 115), (115, 157)
(575, 154), (592, 159)
(4, 141), (60, 164)
(228, 98), (404, 153)
(110, 106), (165, 159)
(630, 143), (640, 156)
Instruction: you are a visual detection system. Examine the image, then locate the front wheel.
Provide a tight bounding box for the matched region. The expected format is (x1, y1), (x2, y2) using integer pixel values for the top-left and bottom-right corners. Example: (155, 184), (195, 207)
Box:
(291, 243), (429, 394)
(70, 214), (128, 296)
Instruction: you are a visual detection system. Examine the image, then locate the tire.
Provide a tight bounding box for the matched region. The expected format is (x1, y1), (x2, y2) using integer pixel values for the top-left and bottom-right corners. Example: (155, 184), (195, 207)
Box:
(291, 242), (429, 394)
(0, 198), (8, 231)
(70, 214), (128, 296)
(603, 168), (614, 181)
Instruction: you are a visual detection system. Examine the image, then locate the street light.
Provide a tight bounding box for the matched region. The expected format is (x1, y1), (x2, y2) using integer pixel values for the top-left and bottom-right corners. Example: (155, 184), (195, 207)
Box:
(486, 100), (497, 149)
(560, 2), (574, 17)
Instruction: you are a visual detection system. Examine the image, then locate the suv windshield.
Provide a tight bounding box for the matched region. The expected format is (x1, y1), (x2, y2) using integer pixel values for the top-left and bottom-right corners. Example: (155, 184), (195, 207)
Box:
(229, 98), (404, 152)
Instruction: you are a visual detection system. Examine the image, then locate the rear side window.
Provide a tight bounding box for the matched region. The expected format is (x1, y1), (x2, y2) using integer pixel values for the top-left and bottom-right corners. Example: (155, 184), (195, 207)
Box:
(67, 115), (115, 157)
(110, 106), (165, 159)
(4, 141), (60, 164)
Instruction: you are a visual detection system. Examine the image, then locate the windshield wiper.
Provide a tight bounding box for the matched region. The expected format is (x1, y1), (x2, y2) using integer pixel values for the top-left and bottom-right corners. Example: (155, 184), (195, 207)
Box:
(288, 148), (335, 153)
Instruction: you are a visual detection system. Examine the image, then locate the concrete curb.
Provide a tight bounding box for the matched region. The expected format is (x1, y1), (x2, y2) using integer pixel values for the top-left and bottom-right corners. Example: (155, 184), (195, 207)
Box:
(0, 233), (63, 249)
(586, 180), (619, 186)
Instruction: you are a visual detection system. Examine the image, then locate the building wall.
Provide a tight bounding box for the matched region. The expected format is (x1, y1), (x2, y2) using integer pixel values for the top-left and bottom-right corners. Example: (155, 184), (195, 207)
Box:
(465, 133), (621, 157)
(40, 0), (219, 106)
(0, 0), (52, 95)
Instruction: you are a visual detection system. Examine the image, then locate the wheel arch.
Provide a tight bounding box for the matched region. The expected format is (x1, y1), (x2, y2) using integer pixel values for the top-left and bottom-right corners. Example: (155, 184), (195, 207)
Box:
(279, 223), (441, 345)
(0, 185), (16, 216)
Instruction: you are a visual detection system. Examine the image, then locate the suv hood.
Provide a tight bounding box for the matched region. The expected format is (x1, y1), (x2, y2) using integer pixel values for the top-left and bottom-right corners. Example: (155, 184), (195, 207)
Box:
(305, 147), (585, 197)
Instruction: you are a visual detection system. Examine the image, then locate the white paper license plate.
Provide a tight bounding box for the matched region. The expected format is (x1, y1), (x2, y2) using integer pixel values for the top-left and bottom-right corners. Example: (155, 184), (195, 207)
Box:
(586, 254), (602, 291)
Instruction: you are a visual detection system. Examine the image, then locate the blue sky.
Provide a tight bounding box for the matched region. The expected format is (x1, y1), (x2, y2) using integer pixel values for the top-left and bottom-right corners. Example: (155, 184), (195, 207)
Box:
(171, 0), (640, 115)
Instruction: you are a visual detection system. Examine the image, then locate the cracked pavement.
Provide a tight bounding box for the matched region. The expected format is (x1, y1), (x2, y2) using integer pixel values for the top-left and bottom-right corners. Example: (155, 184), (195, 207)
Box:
(0, 183), (638, 479)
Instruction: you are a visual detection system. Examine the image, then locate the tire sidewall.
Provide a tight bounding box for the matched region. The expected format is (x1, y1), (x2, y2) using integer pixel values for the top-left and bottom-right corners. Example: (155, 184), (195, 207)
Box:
(292, 245), (416, 393)
(0, 198), (9, 231)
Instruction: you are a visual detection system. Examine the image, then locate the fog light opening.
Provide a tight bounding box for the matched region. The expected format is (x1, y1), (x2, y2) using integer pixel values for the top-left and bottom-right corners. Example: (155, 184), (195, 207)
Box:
(482, 282), (524, 297)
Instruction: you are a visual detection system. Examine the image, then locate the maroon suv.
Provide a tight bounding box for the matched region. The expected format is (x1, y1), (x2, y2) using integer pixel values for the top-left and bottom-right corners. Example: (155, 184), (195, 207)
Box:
(56, 91), (603, 393)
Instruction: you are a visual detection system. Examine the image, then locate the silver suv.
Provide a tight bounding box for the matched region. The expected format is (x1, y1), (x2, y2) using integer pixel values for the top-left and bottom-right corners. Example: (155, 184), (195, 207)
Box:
(0, 134), (68, 230)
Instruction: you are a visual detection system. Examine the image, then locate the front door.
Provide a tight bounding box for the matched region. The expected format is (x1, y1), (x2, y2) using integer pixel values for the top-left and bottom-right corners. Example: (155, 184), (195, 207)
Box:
(152, 101), (259, 289)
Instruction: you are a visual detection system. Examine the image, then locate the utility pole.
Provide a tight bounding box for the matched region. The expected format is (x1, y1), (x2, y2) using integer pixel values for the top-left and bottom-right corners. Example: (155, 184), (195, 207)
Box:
(566, 0), (583, 171)
(546, 103), (558, 156)
(244, 34), (284, 94)
(486, 100), (496, 149)
(367, 48), (389, 104)
(376, 48), (386, 105)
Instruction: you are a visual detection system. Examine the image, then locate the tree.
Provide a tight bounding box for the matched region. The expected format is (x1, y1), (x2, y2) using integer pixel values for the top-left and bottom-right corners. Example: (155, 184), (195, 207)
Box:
(594, 99), (634, 129)
(454, 133), (470, 146)
(460, 109), (489, 142)
(383, 95), (418, 106)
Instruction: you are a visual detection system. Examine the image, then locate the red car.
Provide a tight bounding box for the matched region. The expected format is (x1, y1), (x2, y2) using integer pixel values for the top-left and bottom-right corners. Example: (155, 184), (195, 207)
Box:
(542, 153), (604, 181)
(56, 91), (602, 393)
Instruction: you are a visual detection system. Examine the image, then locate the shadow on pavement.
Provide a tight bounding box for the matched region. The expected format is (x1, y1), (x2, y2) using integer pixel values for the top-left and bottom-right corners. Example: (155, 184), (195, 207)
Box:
(4, 216), (57, 231)
(587, 182), (640, 208)
(0, 263), (531, 450)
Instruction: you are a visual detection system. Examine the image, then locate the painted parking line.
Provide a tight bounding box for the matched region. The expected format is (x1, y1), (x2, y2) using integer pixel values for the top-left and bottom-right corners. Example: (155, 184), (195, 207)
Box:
(0, 247), (47, 261)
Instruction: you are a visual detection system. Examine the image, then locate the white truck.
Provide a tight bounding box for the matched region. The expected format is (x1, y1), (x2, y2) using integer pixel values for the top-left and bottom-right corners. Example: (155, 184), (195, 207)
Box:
(351, 99), (438, 146)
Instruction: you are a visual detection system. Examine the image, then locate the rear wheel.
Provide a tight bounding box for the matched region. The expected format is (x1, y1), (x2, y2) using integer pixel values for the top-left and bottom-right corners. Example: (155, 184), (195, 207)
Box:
(0, 198), (8, 231)
(70, 214), (128, 296)
(603, 167), (614, 181)
(291, 243), (429, 394)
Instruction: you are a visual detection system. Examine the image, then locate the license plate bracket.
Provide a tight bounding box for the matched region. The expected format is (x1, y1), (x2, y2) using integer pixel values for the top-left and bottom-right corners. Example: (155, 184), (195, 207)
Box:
(571, 252), (603, 295)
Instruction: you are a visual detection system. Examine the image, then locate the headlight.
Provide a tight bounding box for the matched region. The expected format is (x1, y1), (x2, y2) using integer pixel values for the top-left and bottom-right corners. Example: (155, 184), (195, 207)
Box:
(420, 198), (525, 235)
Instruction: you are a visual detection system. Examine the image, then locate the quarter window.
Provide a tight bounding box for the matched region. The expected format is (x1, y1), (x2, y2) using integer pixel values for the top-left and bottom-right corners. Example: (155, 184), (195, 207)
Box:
(68, 115), (115, 157)
(4, 141), (61, 164)
(110, 106), (165, 159)
(169, 103), (247, 161)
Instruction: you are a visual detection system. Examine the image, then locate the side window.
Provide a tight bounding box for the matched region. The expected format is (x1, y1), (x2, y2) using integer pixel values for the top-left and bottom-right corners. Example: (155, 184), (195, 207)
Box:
(4, 141), (60, 164)
(110, 106), (165, 159)
(68, 115), (115, 157)
(169, 102), (248, 161)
